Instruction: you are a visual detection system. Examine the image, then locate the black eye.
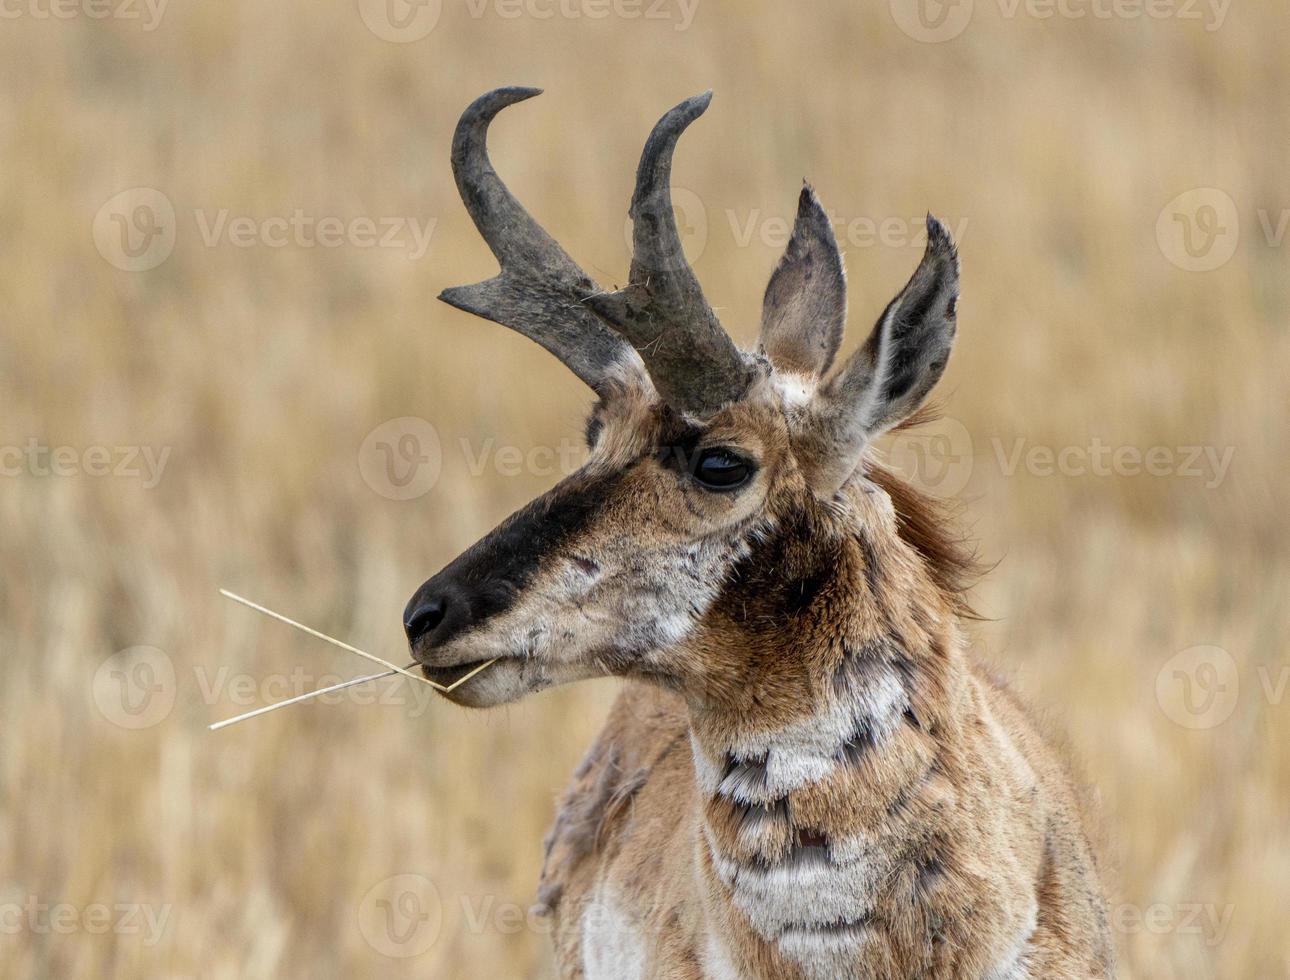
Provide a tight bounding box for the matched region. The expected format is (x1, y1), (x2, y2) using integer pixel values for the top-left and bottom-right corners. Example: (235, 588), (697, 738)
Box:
(692, 448), (754, 491)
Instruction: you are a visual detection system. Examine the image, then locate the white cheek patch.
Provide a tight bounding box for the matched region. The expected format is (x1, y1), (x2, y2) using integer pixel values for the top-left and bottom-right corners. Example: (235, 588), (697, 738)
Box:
(457, 525), (753, 689)
(580, 885), (648, 980)
(621, 534), (753, 658)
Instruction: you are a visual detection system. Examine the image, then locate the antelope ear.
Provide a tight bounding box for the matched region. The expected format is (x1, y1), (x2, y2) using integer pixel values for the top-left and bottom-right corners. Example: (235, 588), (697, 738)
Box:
(758, 184), (846, 378)
(808, 216), (959, 492)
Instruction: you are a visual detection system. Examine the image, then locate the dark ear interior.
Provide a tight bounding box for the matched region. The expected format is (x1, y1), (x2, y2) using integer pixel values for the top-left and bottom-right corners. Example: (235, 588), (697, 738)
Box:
(828, 215), (959, 438)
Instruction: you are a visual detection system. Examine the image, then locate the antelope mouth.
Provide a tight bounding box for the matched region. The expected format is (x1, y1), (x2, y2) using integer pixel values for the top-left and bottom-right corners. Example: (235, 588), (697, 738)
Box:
(418, 657), (499, 689)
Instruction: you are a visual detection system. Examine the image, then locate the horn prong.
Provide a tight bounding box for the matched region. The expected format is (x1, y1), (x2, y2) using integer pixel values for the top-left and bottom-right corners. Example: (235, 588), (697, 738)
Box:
(440, 88), (630, 391)
(587, 92), (758, 417)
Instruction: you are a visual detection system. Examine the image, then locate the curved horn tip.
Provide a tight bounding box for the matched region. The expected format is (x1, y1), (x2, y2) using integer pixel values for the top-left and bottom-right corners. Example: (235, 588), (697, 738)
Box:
(455, 87), (544, 138)
(479, 85), (543, 103)
(642, 92), (715, 148)
(667, 90), (713, 123)
(629, 91), (715, 221)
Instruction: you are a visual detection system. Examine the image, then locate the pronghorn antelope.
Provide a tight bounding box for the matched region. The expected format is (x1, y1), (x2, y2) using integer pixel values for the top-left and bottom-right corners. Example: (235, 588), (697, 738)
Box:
(406, 87), (1115, 979)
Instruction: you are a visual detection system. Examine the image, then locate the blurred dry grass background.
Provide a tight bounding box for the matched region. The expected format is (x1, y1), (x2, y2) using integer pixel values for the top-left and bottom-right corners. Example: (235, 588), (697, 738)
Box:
(1, 1), (1287, 977)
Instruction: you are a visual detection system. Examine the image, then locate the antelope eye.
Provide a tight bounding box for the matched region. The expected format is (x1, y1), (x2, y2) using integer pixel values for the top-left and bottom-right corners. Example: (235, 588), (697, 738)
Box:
(692, 448), (754, 490)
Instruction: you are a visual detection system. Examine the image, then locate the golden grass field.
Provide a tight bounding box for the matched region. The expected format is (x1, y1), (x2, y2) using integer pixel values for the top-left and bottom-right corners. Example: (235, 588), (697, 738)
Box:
(1, 1), (1286, 977)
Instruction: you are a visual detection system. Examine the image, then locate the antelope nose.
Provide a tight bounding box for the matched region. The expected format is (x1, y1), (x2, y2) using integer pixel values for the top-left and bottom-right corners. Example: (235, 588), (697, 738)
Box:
(404, 595), (449, 646)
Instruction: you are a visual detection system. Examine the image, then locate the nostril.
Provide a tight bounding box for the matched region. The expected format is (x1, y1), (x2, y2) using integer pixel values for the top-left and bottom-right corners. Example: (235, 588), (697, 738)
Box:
(404, 596), (449, 645)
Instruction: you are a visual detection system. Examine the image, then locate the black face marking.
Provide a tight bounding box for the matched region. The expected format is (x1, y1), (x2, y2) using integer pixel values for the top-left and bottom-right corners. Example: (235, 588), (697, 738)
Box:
(712, 508), (841, 633)
(786, 568), (829, 615)
(411, 469), (623, 643)
(655, 416), (706, 475)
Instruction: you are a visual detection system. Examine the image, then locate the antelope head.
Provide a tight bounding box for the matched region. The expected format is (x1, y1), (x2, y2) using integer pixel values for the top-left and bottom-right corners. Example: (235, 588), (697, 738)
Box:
(406, 88), (960, 710)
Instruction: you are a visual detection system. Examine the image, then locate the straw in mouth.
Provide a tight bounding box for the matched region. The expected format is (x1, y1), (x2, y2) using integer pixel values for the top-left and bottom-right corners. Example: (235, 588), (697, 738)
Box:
(208, 589), (498, 731)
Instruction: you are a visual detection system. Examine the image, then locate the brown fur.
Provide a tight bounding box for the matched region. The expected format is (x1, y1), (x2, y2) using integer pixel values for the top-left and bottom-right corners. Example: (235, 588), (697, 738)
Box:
(412, 349), (1114, 980)
(419, 103), (1113, 975)
(539, 467), (1114, 978)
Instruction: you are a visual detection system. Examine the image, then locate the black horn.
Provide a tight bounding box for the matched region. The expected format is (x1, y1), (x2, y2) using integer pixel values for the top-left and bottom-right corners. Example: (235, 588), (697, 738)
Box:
(438, 87), (630, 392)
(585, 92), (758, 417)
